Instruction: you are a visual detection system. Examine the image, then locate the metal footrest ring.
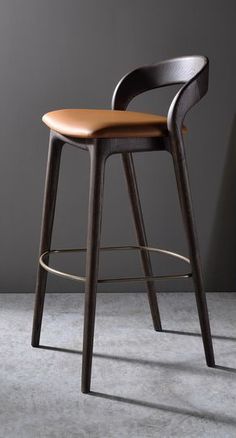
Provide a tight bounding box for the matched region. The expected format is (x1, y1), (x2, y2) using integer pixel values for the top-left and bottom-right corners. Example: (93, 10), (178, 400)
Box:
(39, 245), (192, 284)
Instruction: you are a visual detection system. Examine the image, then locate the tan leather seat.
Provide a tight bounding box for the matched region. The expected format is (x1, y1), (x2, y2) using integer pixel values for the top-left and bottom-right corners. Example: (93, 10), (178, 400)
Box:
(42, 109), (185, 139)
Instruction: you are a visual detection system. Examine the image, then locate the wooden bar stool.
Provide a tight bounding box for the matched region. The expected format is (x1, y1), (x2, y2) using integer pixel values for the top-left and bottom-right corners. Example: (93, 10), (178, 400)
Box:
(32, 55), (215, 393)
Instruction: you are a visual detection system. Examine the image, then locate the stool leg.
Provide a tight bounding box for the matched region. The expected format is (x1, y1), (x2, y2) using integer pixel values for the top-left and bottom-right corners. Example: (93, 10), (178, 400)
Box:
(122, 152), (162, 331)
(31, 133), (63, 347)
(171, 146), (215, 367)
(81, 147), (106, 393)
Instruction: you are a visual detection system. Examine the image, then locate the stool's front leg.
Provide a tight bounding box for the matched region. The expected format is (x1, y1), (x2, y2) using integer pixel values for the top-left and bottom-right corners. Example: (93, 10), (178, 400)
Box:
(32, 132), (64, 347)
(122, 152), (162, 331)
(82, 144), (107, 393)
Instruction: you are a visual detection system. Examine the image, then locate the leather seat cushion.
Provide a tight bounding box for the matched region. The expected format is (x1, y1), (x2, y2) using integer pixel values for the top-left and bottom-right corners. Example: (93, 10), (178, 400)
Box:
(42, 109), (183, 139)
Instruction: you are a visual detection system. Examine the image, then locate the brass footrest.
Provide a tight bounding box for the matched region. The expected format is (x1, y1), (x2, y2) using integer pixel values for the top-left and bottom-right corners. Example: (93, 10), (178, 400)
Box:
(39, 245), (192, 284)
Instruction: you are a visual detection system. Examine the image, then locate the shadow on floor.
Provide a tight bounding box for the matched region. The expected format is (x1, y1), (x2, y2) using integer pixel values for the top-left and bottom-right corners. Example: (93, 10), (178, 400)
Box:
(37, 341), (236, 423)
(205, 113), (236, 291)
(89, 391), (236, 427)
(163, 329), (236, 342)
(39, 331), (236, 374)
(38, 329), (236, 423)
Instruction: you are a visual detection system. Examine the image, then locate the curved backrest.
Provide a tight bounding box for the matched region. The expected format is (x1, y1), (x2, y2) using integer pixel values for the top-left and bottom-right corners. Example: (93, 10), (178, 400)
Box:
(112, 56), (209, 131)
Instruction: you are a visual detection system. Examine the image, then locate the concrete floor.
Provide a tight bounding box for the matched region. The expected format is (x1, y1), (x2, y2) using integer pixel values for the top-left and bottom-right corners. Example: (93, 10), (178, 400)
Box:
(0, 292), (236, 438)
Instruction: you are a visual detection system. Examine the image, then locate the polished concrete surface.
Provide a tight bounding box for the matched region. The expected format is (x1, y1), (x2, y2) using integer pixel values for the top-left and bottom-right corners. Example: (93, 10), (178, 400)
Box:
(0, 292), (236, 437)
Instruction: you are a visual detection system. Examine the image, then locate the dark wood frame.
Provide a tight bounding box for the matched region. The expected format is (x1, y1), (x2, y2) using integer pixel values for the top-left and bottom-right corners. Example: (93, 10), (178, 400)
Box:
(32, 55), (215, 394)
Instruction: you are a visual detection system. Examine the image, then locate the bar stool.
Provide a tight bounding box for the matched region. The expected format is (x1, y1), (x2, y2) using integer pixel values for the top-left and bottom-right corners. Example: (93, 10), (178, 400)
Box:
(32, 55), (215, 393)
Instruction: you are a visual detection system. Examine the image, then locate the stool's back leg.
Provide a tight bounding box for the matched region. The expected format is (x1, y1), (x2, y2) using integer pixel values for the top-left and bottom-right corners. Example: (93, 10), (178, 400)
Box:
(122, 152), (162, 331)
(82, 145), (107, 393)
(31, 133), (64, 347)
(171, 138), (215, 367)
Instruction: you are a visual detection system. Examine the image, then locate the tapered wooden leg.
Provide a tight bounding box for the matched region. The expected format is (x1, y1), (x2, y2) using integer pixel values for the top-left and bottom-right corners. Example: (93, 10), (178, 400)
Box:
(122, 152), (162, 331)
(31, 133), (64, 347)
(81, 147), (106, 393)
(171, 146), (215, 367)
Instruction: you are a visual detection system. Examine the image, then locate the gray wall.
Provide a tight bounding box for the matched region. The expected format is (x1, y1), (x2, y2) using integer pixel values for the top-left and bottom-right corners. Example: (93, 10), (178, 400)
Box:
(0, 0), (235, 292)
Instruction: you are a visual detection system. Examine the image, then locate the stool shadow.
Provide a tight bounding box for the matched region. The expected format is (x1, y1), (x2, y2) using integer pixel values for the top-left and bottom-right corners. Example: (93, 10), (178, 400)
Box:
(40, 344), (236, 423)
(89, 391), (236, 427)
(39, 332), (236, 373)
(205, 114), (236, 291)
(163, 329), (236, 342)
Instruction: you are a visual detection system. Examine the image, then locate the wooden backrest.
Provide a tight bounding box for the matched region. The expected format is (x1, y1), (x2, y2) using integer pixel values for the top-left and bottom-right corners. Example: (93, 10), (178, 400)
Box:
(112, 56), (209, 129)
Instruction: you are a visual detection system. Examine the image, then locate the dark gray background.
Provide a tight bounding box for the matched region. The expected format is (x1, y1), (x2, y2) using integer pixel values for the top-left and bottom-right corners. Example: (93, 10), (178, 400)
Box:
(0, 0), (235, 292)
